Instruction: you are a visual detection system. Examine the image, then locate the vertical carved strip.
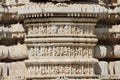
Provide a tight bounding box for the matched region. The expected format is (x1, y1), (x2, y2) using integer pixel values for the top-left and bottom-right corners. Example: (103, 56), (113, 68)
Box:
(86, 47), (89, 58)
(39, 64), (41, 76)
(70, 47), (74, 57)
(53, 46), (55, 56)
(29, 47), (34, 58)
(71, 25), (75, 34)
(41, 64), (43, 75)
(88, 47), (93, 58)
(89, 64), (93, 75)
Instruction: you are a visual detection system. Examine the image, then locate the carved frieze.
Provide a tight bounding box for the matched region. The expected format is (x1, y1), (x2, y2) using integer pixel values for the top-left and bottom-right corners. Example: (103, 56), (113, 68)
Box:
(27, 64), (94, 76)
(28, 46), (93, 58)
(27, 23), (95, 36)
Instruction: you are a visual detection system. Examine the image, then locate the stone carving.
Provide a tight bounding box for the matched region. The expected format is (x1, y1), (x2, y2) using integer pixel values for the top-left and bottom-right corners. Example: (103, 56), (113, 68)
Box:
(0, 0), (119, 80)
(0, 46), (8, 59)
(112, 25), (120, 32)
(96, 61), (120, 76)
(95, 61), (109, 75)
(106, 46), (113, 58)
(95, 25), (120, 39)
(27, 24), (94, 35)
(0, 63), (7, 77)
(7, 43), (28, 60)
(18, 3), (120, 15)
(7, 62), (27, 79)
(114, 61), (120, 75)
(95, 45), (107, 58)
(0, 43), (28, 59)
(5, 0), (29, 5)
(109, 62), (115, 75)
(29, 46), (93, 58)
(27, 64), (94, 76)
(0, 24), (25, 39)
(114, 45), (120, 58)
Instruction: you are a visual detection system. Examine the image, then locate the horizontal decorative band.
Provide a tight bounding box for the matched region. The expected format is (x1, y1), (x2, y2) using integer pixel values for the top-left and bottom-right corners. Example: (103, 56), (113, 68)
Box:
(25, 38), (98, 43)
(25, 58), (98, 64)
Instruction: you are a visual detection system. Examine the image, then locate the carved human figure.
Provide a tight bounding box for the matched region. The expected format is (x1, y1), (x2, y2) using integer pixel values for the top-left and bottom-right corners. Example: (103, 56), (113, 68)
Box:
(42, 64), (46, 75)
(54, 64), (60, 75)
(40, 47), (45, 56)
(64, 25), (71, 34)
(56, 47), (61, 56)
(35, 65), (39, 75)
(45, 64), (49, 75)
(62, 47), (68, 56)
(48, 64), (52, 75)
(77, 47), (80, 56)
(82, 47), (86, 57)
(89, 26), (94, 34)
(71, 65), (76, 74)
(39, 25), (43, 34)
(33, 47), (38, 57)
(68, 25), (71, 34)
(58, 26), (64, 34)
(28, 26), (33, 35)
(79, 64), (83, 75)
(44, 47), (49, 56)
(29, 65), (33, 75)
(83, 25), (87, 34)
(29, 47), (34, 57)
(78, 47), (82, 57)
(43, 26), (47, 34)
(79, 25), (83, 34)
(67, 47), (70, 56)
(47, 25), (51, 34)
(86, 47), (89, 57)
(74, 47), (77, 57)
(88, 47), (93, 58)
(39, 25), (47, 34)
(32, 64), (35, 75)
(83, 64), (89, 75)
(38, 65), (41, 75)
(31, 47), (35, 57)
(75, 26), (79, 34)
(36, 47), (40, 57)
(71, 25), (75, 34)
(37, 47), (41, 57)
(41, 64), (44, 75)
(76, 65), (79, 74)
(70, 47), (74, 57)
(62, 65), (69, 74)
(33, 26), (39, 34)
(86, 25), (89, 34)
(47, 47), (53, 56)
(54, 47), (58, 56)
(89, 64), (93, 75)
(51, 25), (58, 34)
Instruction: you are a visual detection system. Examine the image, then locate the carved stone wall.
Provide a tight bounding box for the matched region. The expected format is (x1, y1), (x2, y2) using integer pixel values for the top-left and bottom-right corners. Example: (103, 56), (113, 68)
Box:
(0, 0), (119, 80)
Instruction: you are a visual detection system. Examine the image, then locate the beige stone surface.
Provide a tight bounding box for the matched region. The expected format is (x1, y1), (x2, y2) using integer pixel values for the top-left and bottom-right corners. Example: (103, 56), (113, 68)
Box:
(0, 0), (119, 80)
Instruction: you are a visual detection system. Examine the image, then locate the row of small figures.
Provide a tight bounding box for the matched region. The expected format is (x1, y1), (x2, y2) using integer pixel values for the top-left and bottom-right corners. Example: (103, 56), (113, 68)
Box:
(27, 64), (94, 76)
(29, 46), (93, 58)
(1, 61), (120, 80)
(20, 3), (119, 14)
(27, 25), (94, 35)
